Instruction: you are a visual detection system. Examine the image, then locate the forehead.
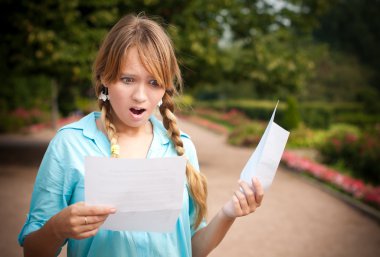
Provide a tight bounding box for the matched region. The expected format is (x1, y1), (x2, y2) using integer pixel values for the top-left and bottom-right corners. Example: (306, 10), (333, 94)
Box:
(120, 47), (151, 76)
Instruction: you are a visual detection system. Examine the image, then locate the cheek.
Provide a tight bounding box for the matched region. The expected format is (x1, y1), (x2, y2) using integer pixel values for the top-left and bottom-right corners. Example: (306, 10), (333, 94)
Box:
(109, 93), (128, 112)
(109, 84), (128, 102)
(158, 90), (166, 100)
(149, 90), (165, 104)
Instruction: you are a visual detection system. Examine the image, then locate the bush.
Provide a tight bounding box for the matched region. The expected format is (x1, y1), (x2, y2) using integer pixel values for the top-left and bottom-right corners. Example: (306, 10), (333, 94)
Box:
(0, 108), (49, 133)
(287, 124), (327, 148)
(197, 100), (285, 121)
(228, 122), (265, 147)
(354, 132), (380, 184)
(282, 96), (301, 130)
(174, 94), (194, 114)
(197, 99), (378, 130)
(318, 124), (360, 162)
(318, 124), (380, 184)
(301, 106), (332, 129)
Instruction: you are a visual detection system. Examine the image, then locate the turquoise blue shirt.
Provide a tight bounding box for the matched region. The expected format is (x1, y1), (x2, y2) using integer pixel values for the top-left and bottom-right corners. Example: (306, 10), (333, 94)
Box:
(18, 112), (206, 257)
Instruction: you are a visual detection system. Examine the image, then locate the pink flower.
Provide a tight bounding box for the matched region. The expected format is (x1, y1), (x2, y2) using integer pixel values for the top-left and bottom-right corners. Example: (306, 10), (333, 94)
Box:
(12, 108), (30, 119)
(281, 150), (378, 208)
(345, 134), (358, 144)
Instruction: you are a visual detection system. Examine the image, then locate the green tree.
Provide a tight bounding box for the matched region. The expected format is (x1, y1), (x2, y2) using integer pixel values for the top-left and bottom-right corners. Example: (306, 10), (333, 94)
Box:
(282, 96), (301, 130)
(314, 0), (380, 93)
(0, 0), (339, 123)
(1, 0), (118, 123)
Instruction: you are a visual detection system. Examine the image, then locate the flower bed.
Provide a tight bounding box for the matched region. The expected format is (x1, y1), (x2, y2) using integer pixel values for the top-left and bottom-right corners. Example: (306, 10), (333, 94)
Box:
(281, 151), (380, 209)
(26, 114), (82, 133)
(180, 111), (380, 211)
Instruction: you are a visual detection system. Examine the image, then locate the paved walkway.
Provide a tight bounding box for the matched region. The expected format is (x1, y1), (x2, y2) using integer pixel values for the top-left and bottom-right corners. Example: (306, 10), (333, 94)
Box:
(1, 118), (379, 257)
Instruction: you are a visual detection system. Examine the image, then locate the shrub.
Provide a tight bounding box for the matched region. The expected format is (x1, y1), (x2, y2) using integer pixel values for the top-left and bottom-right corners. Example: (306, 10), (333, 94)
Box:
(287, 124), (327, 148)
(353, 132), (380, 184)
(228, 122), (265, 147)
(197, 99), (378, 129)
(282, 96), (301, 130)
(318, 124), (360, 164)
(318, 124), (380, 184)
(0, 107), (49, 133)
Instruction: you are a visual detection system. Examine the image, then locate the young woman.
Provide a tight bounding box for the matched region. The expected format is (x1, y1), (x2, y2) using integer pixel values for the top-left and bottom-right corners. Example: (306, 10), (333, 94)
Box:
(19, 14), (264, 257)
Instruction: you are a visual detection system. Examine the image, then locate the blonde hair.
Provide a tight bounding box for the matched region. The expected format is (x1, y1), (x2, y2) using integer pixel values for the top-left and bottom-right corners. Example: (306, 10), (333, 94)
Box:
(93, 14), (207, 228)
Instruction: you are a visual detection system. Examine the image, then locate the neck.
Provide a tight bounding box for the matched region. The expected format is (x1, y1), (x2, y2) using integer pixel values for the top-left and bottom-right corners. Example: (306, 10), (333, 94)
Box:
(96, 115), (153, 139)
(116, 121), (153, 138)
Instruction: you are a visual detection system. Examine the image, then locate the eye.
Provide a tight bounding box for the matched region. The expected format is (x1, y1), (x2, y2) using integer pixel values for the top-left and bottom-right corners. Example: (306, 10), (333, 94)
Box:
(149, 79), (160, 88)
(121, 77), (134, 84)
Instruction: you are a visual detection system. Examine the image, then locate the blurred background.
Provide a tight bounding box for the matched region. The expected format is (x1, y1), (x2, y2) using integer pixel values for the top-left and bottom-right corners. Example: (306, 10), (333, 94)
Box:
(0, 0), (379, 256)
(1, 0), (379, 196)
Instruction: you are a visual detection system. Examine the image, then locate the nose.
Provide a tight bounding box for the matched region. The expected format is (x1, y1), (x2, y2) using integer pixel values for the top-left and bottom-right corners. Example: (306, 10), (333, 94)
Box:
(131, 84), (147, 103)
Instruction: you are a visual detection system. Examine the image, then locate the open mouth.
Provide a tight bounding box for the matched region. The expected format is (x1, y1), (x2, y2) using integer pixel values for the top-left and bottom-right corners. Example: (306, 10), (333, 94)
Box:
(130, 108), (146, 115)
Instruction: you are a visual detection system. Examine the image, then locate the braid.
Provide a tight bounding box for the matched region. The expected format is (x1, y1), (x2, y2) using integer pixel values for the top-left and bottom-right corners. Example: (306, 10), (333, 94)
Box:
(100, 104), (120, 158)
(159, 91), (208, 229)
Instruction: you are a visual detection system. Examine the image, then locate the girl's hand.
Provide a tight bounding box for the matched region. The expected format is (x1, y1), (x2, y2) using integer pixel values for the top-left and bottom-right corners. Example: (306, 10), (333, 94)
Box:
(46, 202), (116, 240)
(222, 177), (264, 219)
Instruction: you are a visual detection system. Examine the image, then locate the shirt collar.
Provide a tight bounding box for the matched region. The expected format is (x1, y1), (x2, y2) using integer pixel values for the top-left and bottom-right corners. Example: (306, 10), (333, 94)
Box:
(60, 112), (171, 146)
(150, 115), (170, 145)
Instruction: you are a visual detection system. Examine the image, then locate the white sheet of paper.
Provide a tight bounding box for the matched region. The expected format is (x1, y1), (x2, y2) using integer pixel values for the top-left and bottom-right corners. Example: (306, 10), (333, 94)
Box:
(85, 156), (187, 232)
(240, 101), (290, 190)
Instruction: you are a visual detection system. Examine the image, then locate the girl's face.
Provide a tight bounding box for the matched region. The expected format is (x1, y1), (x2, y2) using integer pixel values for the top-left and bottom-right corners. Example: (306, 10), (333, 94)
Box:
(106, 47), (165, 132)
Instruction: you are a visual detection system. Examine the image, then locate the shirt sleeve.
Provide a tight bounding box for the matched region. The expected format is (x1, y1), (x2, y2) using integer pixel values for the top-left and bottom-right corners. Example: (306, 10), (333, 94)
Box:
(18, 134), (71, 247)
(181, 135), (207, 236)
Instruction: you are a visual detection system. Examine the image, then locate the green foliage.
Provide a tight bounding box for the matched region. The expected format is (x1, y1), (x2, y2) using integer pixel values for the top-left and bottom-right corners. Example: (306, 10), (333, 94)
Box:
(282, 96), (301, 130)
(1, 0), (378, 127)
(0, 75), (51, 111)
(334, 112), (378, 129)
(174, 94), (194, 114)
(228, 121), (327, 149)
(0, 0), (338, 116)
(0, 108), (50, 133)
(228, 122), (265, 147)
(190, 108), (250, 131)
(75, 97), (98, 115)
(197, 100), (285, 121)
(197, 99), (377, 130)
(318, 124), (380, 184)
(286, 124), (327, 148)
(300, 104), (332, 129)
(303, 46), (378, 103)
(247, 30), (315, 97)
(315, 0), (380, 89)
(0, 0), (118, 116)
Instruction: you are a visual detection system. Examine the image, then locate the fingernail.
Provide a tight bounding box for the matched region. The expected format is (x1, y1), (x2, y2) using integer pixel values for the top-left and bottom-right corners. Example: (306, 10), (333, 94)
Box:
(110, 208), (117, 213)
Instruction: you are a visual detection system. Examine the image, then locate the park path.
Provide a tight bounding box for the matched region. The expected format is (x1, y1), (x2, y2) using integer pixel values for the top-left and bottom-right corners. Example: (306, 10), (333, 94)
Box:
(0, 118), (379, 257)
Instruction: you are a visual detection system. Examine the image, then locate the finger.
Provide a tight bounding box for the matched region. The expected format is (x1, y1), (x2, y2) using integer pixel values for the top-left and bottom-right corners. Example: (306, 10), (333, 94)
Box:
(234, 189), (250, 215)
(239, 180), (256, 208)
(74, 228), (100, 240)
(76, 205), (117, 216)
(78, 219), (107, 233)
(252, 177), (264, 206)
(81, 214), (109, 225)
(72, 216), (109, 237)
(231, 195), (242, 217)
